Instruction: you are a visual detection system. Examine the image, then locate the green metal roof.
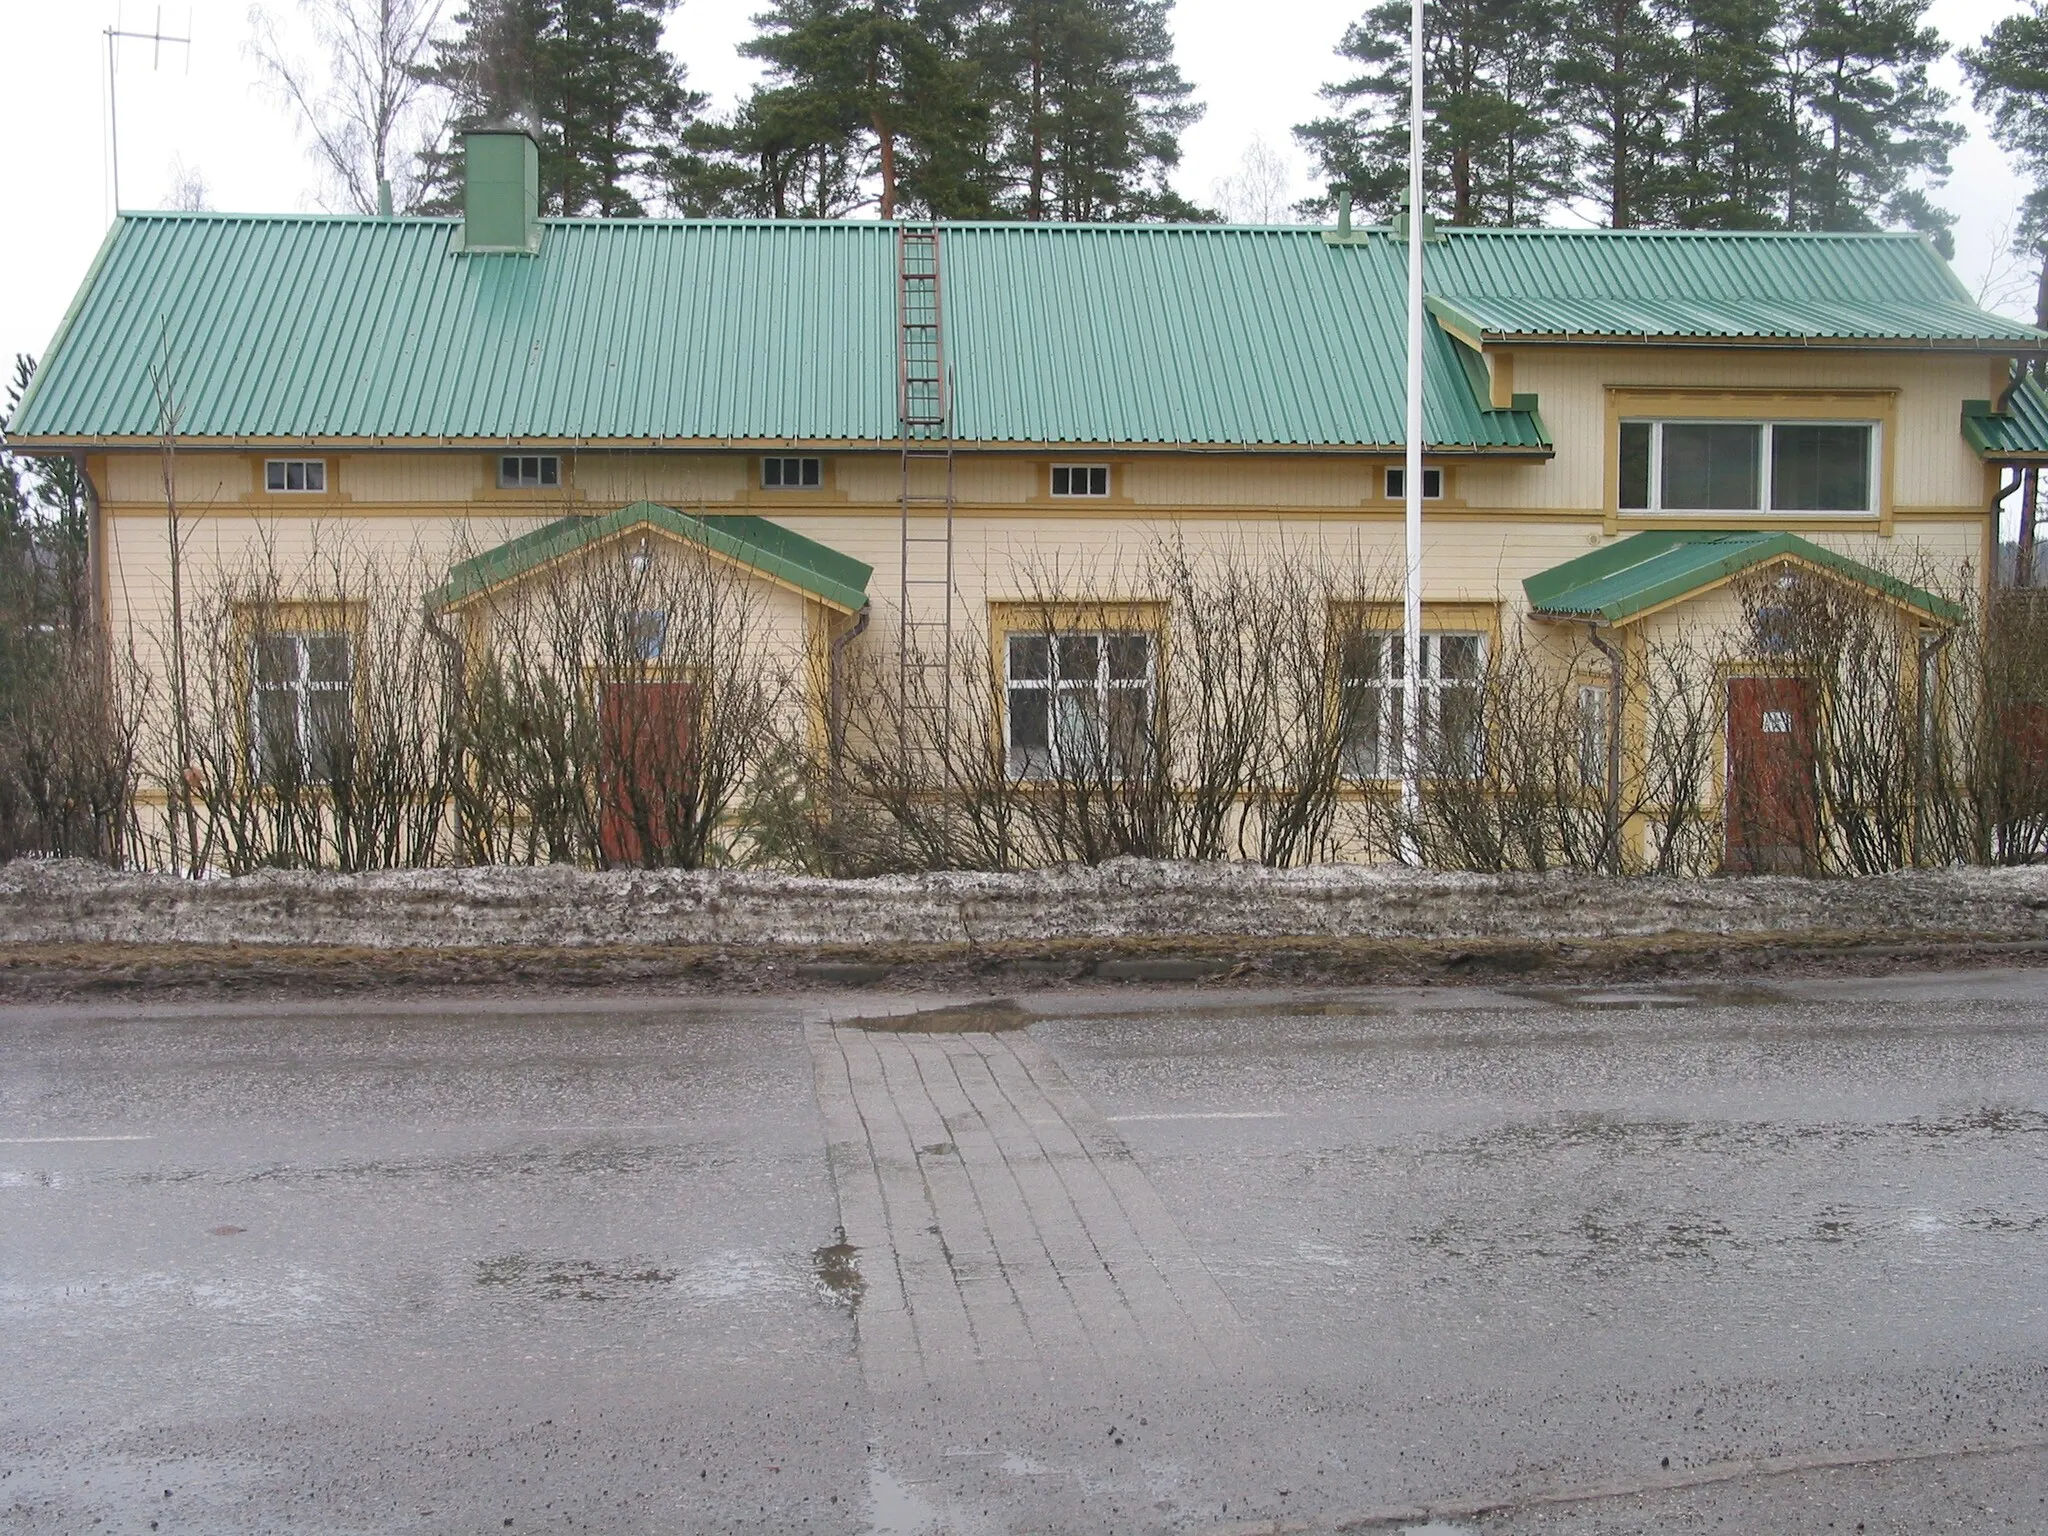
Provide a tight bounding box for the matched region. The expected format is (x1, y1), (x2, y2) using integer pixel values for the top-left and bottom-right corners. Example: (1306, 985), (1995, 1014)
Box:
(1524, 529), (1965, 625)
(1964, 379), (2048, 461)
(12, 216), (2035, 452)
(1417, 227), (2047, 347)
(431, 501), (872, 613)
(8, 214), (1542, 450)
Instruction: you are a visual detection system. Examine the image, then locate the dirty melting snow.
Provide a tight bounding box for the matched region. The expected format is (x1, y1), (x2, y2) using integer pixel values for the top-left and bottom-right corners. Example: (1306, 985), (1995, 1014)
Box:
(4, 857), (2048, 949)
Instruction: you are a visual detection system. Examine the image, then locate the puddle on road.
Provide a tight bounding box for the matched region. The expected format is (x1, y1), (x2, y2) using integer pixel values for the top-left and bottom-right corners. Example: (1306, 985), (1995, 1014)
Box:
(473, 1253), (677, 1301)
(846, 999), (1034, 1033)
(1510, 982), (1786, 1010)
(812, 1231), (865, 1310)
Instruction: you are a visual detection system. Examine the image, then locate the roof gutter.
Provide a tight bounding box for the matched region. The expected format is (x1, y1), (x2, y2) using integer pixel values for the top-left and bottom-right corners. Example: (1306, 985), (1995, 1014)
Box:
(0, 435), (1558, 459)
(1462, 332), (2048, 354)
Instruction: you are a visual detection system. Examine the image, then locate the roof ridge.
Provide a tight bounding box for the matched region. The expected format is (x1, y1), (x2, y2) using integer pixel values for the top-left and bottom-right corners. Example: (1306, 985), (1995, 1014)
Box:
(111, 209), (1940, 243)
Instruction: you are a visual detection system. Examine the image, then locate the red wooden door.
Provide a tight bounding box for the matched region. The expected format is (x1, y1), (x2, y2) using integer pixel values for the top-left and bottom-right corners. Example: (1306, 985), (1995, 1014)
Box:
(598, 680), (698, 867)
(1725, 675), (1818, 873)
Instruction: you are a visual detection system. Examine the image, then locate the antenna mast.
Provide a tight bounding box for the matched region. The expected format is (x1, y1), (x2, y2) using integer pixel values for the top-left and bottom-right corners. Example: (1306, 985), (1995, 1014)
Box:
(105, 7), (194, 216)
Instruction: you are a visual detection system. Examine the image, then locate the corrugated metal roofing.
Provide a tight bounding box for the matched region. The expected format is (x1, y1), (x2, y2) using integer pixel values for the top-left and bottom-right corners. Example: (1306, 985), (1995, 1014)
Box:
(1964, 378), (2048, 460)
(1523, 529), (1964, 625)
(1430, 293), (2040, 345)
(432, 501), (872, 612)
(10, 215), (2034, 449)
(1422, 226), (2045, 345)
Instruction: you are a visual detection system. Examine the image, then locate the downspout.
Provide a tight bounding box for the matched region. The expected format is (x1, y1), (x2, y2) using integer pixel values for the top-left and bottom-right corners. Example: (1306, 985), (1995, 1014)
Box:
(1914, 623), (1956, 868)
(827, 602), (872, 776)
(1587, 623), (1625, 875)
(1990, 467), (2023, 589)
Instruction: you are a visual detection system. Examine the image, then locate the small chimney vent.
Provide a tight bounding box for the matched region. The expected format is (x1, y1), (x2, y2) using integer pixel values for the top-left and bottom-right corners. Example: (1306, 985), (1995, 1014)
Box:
(457, 126), (541, 254)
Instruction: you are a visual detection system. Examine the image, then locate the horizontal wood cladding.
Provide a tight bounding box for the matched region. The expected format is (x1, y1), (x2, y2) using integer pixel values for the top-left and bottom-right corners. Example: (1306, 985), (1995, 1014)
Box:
(81, 344), (1998, 524)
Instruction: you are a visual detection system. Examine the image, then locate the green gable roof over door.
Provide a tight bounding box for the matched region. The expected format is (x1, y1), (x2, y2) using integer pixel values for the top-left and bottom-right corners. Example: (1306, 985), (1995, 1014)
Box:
(430, 502), (872, 614)
(13, 215), (2033, 453)
(1524, 529), (1965, 625)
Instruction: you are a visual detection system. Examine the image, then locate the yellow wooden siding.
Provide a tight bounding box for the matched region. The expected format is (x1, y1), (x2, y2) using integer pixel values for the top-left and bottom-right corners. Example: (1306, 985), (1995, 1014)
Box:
(1465, 349), (1991, 512)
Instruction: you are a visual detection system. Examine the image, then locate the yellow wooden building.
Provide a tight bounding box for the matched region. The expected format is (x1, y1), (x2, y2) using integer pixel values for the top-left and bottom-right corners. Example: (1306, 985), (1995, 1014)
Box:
(12, 128), (2048, 871)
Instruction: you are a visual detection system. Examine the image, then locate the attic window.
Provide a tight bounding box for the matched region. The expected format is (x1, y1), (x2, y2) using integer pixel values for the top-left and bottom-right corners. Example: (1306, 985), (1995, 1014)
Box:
(498, 454), (561, 489)
(1385, 467), (1443, 500)
(762, 456), (823, 489)
(265, 459), (326, 493)
(1052, 464), (1110, 498)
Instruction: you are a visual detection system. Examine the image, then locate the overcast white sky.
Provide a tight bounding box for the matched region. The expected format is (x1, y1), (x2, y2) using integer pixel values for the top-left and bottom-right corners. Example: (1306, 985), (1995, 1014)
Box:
(0, 0), (2034, 382)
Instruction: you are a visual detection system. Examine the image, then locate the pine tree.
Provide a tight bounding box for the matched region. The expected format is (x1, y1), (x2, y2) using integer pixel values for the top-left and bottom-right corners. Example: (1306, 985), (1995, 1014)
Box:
(1556, 0), (1687, 228)
(1294, 0), (1570, 226)
(729, 0), (1200, 223)
(1777, 0), (1960, 250)
(985, 0), (1203, 222)
(1667, 0), (1792, 228)
(740, 0), (995, 220)
(1963, 0), (2048, 253)
(1, 356), (89, 631)
(422, 0), (705, 216)
(677, 87), (873, 217)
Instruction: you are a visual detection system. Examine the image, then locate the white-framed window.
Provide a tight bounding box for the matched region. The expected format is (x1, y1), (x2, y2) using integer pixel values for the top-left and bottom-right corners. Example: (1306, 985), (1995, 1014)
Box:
(1005, 628), (1154, 778)
(1051, 464), (1110, 498)
(264, 459), (327, 493)
(250, 630), (352, 782)
(1577, 684), (1610, 789)
(1384, 466), (1443, 500)
(1339, 629), (1485, 779)
(498, 454), (561, 489)
(762, 456), (823, 489)
(1619, 420), (1877, 514)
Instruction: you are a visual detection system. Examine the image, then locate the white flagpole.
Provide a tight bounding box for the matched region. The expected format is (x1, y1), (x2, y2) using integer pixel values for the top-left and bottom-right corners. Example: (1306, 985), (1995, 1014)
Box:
(1401, 0), (1426, 844)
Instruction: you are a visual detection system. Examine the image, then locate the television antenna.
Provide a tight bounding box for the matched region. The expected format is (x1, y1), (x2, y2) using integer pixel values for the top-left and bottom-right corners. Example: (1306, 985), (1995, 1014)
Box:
(105, 6), (194, 216)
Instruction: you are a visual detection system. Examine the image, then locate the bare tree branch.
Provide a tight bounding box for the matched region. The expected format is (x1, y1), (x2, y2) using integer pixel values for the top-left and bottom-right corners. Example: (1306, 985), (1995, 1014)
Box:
(249, 0), (448, 214)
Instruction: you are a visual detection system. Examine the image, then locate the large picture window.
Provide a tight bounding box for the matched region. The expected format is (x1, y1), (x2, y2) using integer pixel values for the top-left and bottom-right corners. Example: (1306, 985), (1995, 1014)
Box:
(250, 630), (352, 782)
(1339, 630), (1484, 779)
(1005, 629), (1154, 779)
(1619, 420), (1875, 514)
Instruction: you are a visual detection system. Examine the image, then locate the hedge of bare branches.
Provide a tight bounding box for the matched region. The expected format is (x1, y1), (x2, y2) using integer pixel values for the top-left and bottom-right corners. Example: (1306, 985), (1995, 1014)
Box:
(17, 528), (2048, 879)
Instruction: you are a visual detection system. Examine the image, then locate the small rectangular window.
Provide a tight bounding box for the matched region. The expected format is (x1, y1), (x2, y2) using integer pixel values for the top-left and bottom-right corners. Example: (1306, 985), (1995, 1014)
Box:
(498, 454), (562, 489)
(1384, 466), (1444, 500)
(762, 456), (823, 489)
(264, 459), (327, 493)
(1051, 464), (1110, 498)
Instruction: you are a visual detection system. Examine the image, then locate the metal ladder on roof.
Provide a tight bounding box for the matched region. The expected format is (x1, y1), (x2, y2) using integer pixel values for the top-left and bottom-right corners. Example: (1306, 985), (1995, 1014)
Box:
(896, 222), (956, 757)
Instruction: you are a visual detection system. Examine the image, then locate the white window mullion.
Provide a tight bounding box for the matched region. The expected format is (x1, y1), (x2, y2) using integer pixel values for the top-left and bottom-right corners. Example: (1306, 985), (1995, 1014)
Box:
(1648, 422), (1664, 514)
(1762, 422), (1775, 514)
(294, 637), (313, 777)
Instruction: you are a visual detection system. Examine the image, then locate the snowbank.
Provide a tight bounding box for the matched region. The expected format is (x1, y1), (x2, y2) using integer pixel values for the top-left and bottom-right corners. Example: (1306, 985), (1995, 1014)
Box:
(4, 858), (2047, 950)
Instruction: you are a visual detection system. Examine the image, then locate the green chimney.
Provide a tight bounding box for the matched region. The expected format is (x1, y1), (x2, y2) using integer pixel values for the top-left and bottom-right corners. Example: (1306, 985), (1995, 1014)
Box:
(460, 127), (541, 253)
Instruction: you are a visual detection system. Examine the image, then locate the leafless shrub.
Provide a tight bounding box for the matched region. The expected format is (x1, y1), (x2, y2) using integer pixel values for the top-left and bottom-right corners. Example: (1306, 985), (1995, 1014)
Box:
(1635, 633), (1725, 877)
(1917, 585), (2048, 867)
(452, 530), (792, 870)
(0, 619), (146, 865)
(155, 534), (456, 873)
(809, 537), (1397, 871)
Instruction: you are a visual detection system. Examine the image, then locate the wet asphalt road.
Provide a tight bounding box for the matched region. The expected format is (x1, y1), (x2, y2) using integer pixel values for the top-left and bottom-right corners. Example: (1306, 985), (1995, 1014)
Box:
(3, 971), (2046, 1534)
